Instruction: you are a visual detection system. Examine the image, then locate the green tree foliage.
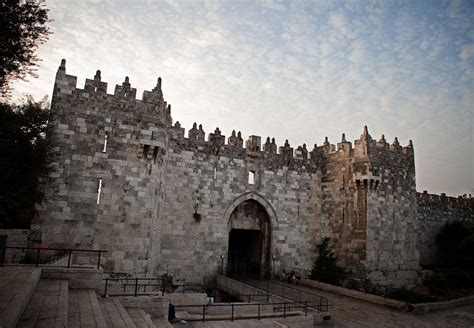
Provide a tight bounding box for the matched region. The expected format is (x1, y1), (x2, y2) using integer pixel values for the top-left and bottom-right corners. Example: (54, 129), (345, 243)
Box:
(0, 96), (54, 228)
(0, 0), (50, 98)
(436, 220), (474, 269)
(310, 237), (347, 286)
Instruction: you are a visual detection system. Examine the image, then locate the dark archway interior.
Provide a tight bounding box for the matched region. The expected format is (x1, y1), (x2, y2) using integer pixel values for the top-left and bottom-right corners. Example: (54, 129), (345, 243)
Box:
(228, 229), (262, 278)
(227, 199), (271, 279)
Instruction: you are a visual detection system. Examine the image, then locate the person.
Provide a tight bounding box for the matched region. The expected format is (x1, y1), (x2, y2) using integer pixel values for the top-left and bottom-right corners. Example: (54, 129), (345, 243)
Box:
(288, 270), (295, 283)
(168, 303), (176, 322)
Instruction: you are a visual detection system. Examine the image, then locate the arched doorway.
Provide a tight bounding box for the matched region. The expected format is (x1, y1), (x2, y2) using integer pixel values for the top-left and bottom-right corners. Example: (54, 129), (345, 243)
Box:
(227, 198), (272, 279)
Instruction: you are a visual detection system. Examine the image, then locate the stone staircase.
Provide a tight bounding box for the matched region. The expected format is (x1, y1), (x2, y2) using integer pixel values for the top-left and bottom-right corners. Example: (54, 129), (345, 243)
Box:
(0, 267), (165, 328)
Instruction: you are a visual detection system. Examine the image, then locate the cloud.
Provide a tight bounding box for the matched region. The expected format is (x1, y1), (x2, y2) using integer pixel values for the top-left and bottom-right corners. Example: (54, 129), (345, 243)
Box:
(8, 0), (474, 196)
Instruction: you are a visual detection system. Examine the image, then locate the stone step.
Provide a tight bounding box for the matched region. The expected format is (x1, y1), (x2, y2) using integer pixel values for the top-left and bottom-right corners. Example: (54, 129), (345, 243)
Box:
(0, 267), (42, 328)
(17, 278), (69, 328)
(126, 308), (157, 328)
(151, 318), (173, 328)
(99, 297), (136, 328)
(68, 289), (107, 328)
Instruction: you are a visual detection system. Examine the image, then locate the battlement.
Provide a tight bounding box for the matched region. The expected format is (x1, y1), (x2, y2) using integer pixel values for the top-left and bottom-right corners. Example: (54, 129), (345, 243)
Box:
(52, 60), (172, 126)
(52, 59), (414, 171)
(170, 121), (415, 173)
(417, 190), (474, 207)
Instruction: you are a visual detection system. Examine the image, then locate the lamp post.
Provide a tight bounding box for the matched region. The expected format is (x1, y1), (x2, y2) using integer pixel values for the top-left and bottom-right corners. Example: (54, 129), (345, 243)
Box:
(220, 254), (226, 275)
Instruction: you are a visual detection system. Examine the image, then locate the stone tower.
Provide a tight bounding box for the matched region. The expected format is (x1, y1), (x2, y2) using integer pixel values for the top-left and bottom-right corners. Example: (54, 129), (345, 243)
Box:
(32, 60), (171, 275)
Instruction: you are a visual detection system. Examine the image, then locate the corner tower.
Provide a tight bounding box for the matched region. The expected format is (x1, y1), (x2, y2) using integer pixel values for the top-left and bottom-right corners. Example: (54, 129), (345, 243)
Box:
(319, 127), (419, 286)
(32, 60), (171, 275)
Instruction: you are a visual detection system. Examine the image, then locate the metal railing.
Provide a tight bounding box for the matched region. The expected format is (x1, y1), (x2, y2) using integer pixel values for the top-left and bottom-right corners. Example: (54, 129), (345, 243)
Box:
(0, 246), (106, 269)
(102, 277), (206, 297)
(234, 293), (271, 303)
(280, 264), (312, 279)
(240, 278), (329, 312)
(173, 301), (308, 322)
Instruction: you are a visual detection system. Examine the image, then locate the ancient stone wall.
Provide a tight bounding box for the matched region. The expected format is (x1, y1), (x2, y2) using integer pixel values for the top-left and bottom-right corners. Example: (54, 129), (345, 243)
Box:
(158, 125), (323, 281)
(32, 59), (462, 287)
(417, 191), (473, 266)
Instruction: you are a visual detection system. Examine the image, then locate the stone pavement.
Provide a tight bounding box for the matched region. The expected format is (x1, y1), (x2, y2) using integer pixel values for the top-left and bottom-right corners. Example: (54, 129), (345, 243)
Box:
(17, 278), (68, 328)
(68, 289), (107, 328)
(99, 297), (137, 327)
(0, 267), (41, 328)
(127, 308), (157, 327)
(250, 279), (474, 327)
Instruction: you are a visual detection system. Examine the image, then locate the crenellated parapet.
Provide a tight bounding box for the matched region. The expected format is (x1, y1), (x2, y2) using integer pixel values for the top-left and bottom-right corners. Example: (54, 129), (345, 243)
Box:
(352, 126), (414, 162)
(52, 59), (172, 127)
(262, 137), (277, 154)
(417, 190), (474, 208)
(228, 130), (244, 148)
(169, 122), (325, 170)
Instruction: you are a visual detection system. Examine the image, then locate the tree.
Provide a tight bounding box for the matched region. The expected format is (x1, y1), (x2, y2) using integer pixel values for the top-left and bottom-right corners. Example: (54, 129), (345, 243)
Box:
(0, 0), (50, 98)
(0, 96), (54, 228)
(310, 237), (347, 286)
(436, 220), (474, 269)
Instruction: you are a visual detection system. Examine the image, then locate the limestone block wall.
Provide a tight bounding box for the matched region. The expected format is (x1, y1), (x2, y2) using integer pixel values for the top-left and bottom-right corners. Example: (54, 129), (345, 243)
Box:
(0, 229), (29, 263)
(157, 125), (324, 281)
(316, 137), (363, 273)
(317, 127), (420, 286)
(32, 60), (171, 275)
(417, 191), (473, 266)
(363, 134), (419, 286)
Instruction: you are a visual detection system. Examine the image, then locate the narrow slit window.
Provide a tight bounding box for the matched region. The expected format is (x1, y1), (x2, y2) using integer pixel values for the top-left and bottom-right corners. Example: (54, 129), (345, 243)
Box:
(143, 145), (150, 159)
(248, 170), (255, 185)
(102, 132), (108, 153)
(153, 146), (159, 164)
(97, 178), (103, 204)
(213, 167), (217, 180)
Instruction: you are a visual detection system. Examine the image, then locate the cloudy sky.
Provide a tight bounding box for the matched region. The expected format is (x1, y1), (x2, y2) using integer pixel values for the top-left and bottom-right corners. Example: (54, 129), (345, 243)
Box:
(10, 0), (473, 196)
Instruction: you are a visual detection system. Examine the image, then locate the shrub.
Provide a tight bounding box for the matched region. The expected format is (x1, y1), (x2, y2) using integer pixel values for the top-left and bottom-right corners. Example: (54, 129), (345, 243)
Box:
(310, 237), (347, 286)
(436, 221), (474, 269)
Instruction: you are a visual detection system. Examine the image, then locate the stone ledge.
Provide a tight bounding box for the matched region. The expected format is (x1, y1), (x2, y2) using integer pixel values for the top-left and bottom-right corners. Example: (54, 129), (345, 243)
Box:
(300, 278), (409, 311)
(411, 295), (474, 314)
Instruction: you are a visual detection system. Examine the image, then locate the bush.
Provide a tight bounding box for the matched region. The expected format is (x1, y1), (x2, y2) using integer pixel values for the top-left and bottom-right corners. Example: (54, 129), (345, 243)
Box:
(424, 270), (474, 289)
(310, 237), (347, 286)
(436, 221), (474, 269)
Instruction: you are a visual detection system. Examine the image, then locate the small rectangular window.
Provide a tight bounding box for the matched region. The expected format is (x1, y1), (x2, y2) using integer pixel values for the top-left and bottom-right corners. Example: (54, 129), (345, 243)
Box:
(213, 167), (217, 180)
(248, 170), (255, 184)
(97, 178), (102, 204)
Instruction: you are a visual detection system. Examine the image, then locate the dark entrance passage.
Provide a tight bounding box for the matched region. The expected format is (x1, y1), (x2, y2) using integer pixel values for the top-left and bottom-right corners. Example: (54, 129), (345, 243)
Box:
(228, 229), (263, 278)
(226, 198), (272, 279)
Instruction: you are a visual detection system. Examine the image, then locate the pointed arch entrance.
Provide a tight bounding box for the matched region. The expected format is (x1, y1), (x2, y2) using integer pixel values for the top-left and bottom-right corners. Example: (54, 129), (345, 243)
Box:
(225, 193), (276, 279)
